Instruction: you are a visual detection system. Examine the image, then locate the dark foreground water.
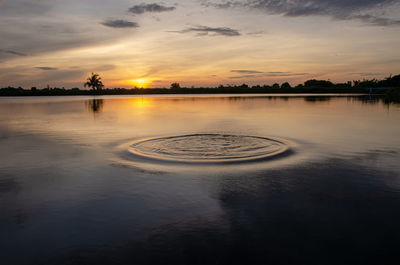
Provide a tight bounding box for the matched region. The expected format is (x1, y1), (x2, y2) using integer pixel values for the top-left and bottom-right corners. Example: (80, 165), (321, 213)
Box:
(0, 95), (399, 265)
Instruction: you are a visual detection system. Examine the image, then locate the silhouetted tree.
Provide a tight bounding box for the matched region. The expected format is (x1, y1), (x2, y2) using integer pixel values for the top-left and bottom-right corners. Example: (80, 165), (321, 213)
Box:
(379, 74), (400, 87)
(281, 82), (291, 89)
(304, 79), (333, 88)
(272, 83), (280, 89)
(84, 73), (104, 91)
(170, 83), (180, 89)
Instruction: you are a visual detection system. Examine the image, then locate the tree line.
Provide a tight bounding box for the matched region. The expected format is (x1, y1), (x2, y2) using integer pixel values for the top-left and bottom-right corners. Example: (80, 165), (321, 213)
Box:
(1, 74), (399, 97)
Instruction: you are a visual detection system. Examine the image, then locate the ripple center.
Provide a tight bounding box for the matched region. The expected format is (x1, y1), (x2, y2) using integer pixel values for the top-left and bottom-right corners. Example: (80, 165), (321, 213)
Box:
(128, 134), (290, 164)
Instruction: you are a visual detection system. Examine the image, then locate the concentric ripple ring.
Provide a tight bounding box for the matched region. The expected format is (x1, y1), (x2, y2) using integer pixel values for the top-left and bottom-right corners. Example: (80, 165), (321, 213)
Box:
(128, 134), (290, 164)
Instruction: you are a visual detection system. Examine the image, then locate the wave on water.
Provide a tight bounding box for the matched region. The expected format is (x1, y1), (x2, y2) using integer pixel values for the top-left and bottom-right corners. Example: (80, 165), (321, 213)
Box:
(127, 134), (291, 164)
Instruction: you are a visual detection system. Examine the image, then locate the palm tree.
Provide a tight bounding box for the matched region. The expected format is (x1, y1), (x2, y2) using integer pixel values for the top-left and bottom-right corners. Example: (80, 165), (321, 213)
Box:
(84, 73), (104, 91)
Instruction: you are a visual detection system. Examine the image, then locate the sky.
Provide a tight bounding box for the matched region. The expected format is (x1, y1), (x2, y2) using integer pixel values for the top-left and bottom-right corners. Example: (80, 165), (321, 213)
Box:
(0, 0), (400, 88)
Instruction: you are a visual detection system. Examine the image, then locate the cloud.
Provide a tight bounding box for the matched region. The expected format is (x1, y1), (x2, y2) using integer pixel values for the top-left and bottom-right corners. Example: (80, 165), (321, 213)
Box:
(94, 64), (116, 71)
(128, 3), (176, 14)
(351, 14), (400, 26)
(352, 72), (382, 77)
(0, 12), (134, 63)
(35, 67), (58, 70)
(201, 0), (242, 9)
(101, 19), (139, 28)
(229, 70), (309, 79)
(0, 64), (85, 88)
(247, 30), (265, 35)
(229, 75), (258, 79)
(177, 26), (240, 36)
(264, 72), (308, 77)
(0, 49), (27, 56)
(231, 70), (264, 74)
(0, 0), (53, 17)
(205, 0), (400, 26)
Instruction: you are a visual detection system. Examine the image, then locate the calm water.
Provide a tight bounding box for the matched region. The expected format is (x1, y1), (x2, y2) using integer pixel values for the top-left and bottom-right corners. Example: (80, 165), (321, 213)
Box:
(0, 95), (399, 265)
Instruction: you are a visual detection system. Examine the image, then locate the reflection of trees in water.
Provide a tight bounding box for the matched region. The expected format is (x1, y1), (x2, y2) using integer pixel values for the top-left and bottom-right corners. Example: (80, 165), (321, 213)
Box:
(304, 95), (399, 106)
(304, 96), (332, 103)
(353, 95), (397, 106)
(86, 99), (104, 113)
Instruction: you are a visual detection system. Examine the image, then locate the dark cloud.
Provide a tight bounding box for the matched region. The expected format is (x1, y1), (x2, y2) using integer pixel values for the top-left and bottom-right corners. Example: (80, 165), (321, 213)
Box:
(35, 67), (58, 71)
(177, 26), (240, 36)
(205, 0), (400, 26)
(128, 3), (176, 14)
(231, 70), (263, 74)
(101, 19), (139, 28)
(201, 0), (242, 9)
(0, 49), (27, 56)
(250, 0), (396, 16)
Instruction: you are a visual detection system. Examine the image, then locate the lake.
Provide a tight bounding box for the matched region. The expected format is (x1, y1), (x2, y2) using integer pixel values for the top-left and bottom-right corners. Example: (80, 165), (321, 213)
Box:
(1, 95), (399, 265)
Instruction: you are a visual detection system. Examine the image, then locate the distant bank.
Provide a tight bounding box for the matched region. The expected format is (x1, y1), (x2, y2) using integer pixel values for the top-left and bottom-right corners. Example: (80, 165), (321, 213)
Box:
(1, 75), (399, 102)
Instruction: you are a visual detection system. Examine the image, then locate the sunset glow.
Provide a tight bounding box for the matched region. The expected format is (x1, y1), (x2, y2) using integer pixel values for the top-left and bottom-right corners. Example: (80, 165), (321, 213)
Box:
(131, 79), (151, 88)
(1, 0), (400, 88)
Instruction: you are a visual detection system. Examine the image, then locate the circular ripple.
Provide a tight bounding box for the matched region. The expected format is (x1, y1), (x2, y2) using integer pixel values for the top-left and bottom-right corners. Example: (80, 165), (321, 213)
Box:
(128, 134), (290, 163)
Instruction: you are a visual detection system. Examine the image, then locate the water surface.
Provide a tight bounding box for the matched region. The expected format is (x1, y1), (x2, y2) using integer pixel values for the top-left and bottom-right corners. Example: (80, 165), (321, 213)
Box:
(0, 95), (399, 264)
